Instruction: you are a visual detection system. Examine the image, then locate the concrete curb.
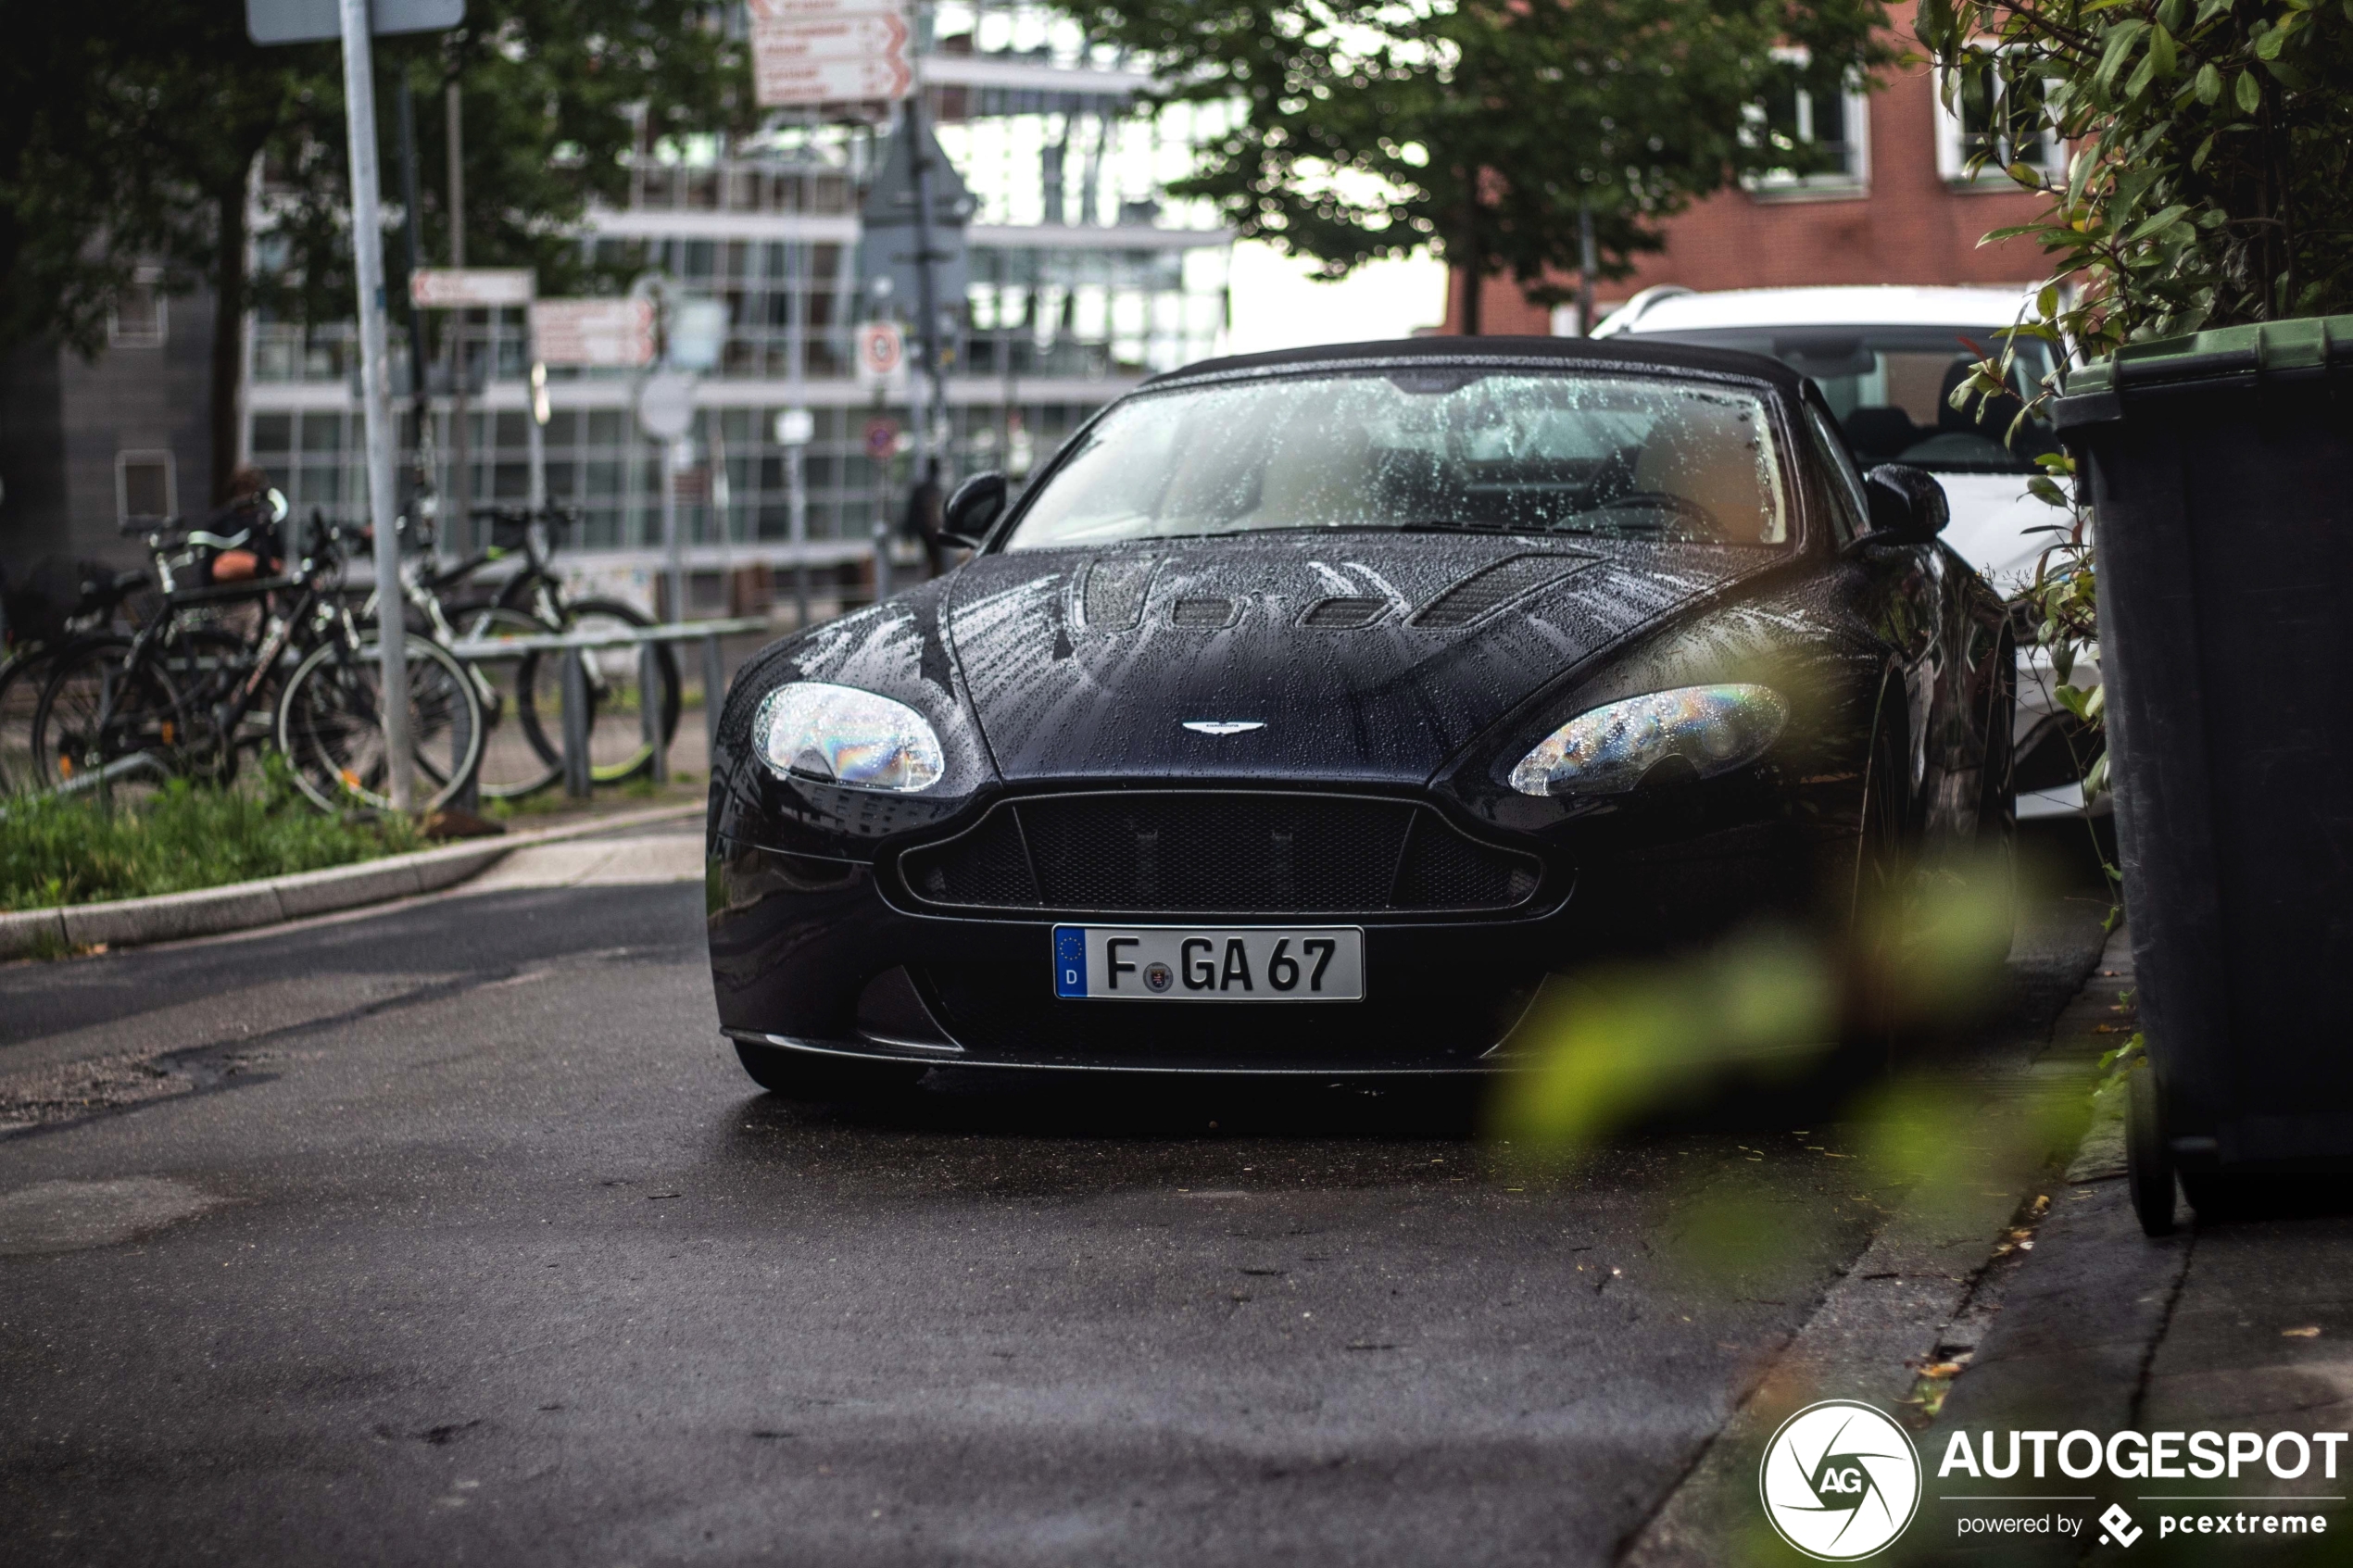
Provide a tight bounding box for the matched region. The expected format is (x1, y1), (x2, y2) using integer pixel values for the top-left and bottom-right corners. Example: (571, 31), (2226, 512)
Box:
(0, 802), (700, 961)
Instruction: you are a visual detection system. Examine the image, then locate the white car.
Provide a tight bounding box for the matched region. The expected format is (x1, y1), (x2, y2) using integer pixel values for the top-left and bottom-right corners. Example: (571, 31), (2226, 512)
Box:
(1594, 284), (2102, 821)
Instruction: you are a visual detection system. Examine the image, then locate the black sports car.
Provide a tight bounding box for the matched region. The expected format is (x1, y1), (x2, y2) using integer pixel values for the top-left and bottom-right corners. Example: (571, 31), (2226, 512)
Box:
(706, 336), (2014, 1091)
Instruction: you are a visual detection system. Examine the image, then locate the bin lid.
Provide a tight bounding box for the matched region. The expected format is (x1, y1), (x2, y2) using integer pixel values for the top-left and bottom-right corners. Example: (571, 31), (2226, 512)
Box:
(2057, 313), (2353, 429)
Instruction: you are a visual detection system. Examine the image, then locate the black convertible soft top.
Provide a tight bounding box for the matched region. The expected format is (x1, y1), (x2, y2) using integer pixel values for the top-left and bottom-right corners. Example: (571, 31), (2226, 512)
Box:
(1143, 333), (1808, 395)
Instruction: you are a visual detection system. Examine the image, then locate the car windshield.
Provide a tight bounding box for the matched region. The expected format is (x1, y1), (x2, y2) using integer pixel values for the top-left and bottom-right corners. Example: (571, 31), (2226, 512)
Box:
(1000, 369), (1790, 551)
(1629, 326), (2062, 474)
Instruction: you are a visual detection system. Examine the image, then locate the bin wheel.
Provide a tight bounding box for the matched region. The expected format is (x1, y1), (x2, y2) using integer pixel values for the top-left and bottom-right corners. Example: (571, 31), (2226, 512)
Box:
(2125, 1060), (2178, 1236)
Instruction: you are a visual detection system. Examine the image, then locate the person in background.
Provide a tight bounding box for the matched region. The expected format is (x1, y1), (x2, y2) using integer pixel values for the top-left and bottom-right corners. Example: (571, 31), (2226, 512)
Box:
(204, 465), (285, 583)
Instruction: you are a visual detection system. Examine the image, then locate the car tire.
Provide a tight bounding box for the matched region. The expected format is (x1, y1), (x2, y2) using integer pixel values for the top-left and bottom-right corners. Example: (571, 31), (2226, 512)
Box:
(1835, 694), (1918, 1084)
(733, 1040), (927, 1100)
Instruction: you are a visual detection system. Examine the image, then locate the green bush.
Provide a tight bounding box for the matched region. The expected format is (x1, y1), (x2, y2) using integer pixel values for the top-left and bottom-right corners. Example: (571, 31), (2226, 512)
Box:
(0, 759), (421, 910)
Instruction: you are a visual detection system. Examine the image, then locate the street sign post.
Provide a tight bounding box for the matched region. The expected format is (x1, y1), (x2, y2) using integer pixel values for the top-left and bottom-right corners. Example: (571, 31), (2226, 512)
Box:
(749, 0), (912, 107)
(409, 269), (535, 308)
(529, 299), (657, 369)
(251, 0), (469, 812)
(638, 373), (698, 624)
(247, 0), (460, 43)
(336, 0), (414, 811)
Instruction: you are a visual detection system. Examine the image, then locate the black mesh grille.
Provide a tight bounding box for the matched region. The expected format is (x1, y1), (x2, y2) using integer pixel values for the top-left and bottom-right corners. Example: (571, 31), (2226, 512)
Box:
(1301, 596), (1387, 628)
(1082, 558), (1156, 630)
(1170, 596), (1239, 628)
(898, 792), (1542, 916)
(1411, 555), (1585, 628)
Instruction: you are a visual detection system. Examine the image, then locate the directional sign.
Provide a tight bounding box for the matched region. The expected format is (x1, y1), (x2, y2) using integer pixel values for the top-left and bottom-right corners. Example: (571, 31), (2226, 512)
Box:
(247, 0), (463, 44)
(409, 268), (535, 308)
(529, 299), (657, 369)
(755, 14), (908, 62)
(749, 0), (904, 19)
(753, 44), (913, 106)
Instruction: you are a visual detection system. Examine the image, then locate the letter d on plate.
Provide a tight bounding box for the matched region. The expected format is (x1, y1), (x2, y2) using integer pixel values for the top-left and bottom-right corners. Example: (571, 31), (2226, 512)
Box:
(1054, 928), (1088, 998)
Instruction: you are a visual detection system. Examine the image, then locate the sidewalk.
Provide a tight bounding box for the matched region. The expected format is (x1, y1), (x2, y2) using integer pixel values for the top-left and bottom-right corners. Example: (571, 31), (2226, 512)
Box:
(1904, 932), (2353, 1563)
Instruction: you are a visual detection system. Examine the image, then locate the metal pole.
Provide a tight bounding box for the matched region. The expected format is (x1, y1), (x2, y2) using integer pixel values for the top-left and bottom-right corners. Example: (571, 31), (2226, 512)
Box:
(339, 0), (414, 812)
(445, 82), (471, 552)
(904, 94), (951, 495)
(526, 362), (548, 511)
(661, 436), (685, 622)
(396, 80), (434, 557)
(560, 643), (592, 797)
(702, 633), (726, 765)
(1577, 198), (1598, 337)
(640, 641), (668, 784)
(786, 240), (810, 630)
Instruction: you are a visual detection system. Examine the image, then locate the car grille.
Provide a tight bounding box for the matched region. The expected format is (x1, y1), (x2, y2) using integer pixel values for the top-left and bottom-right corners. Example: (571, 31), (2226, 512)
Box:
(896, 791), (1543, 916)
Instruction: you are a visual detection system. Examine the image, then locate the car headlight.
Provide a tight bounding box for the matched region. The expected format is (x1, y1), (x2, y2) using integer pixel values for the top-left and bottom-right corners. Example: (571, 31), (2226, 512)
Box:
(1509, 684), (1787, 797)
(751, 682), (945, 793)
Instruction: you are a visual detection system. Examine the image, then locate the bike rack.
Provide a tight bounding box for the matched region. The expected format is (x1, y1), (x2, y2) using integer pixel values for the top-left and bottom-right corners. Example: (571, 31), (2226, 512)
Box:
(445, 616), (767, 801)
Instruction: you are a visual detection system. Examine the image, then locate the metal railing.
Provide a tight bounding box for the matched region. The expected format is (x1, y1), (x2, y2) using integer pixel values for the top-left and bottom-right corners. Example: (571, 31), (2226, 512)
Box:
(444, 615), (768, 799)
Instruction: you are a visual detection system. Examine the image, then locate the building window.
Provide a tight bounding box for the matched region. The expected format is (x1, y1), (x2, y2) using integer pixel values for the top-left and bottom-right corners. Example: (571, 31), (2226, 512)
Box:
(1745, 50), (1869, 199)
(1937, 47), (2059, 187)
(117, 450), (177, 523)
(109, 270), (168, 348)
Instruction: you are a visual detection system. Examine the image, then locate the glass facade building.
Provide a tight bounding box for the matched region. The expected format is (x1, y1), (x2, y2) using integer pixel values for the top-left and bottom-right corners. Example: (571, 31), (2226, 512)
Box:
(242, 1), (1233, 597)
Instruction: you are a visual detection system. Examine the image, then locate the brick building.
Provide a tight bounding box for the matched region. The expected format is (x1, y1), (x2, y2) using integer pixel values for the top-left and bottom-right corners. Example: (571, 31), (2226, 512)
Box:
(1448, 3), (2057, 333)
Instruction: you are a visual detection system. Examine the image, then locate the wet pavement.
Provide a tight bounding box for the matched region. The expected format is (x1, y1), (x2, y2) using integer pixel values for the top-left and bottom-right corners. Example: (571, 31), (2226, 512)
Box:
(0, 836), (2112, 1565)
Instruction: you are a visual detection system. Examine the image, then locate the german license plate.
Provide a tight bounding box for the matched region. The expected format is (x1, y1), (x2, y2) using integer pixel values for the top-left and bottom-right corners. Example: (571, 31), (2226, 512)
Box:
(1052, 925), (1364, 1001)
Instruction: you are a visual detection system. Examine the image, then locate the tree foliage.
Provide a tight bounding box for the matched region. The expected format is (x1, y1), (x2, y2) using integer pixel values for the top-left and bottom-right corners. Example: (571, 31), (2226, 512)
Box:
(0, 1), (747, 495)
(1055, 0), (1891, 328)
(1919, 0), (2353, 358)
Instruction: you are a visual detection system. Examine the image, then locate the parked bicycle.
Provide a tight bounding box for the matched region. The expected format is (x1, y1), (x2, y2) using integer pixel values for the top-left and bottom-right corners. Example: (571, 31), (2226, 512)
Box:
(30, 509), (484, 812)
(381, 504), (681, 797)
(0, 558), (153, 794)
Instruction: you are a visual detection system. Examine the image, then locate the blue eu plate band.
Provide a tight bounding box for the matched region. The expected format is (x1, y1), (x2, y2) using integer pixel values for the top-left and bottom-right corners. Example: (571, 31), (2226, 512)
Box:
(1053, 927), (1088, 998)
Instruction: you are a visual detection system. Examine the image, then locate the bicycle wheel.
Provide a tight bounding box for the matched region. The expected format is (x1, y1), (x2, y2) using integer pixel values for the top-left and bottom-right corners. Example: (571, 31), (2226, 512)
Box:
(514, 597), (682, 784)
(449, 605), (564, 798)
(274, 637), (484, 813)
(153, 624), (258, 786)
(0, 646), (59, 795)
(29, 635), (184, 797)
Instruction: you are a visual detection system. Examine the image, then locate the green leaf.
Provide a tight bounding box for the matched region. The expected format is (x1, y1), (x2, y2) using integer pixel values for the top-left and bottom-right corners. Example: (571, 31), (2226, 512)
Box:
(2236, 68), (2262, 113)
(2255, 23), (2287, 58)
(2192, 62), (2221, 104)
(2095, 19), (2151, 93)
(2190, 132), (2215, 169)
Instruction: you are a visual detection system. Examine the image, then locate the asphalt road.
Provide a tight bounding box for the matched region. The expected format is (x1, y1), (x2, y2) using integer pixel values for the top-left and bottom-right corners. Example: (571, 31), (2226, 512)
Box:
(0, 827), (2113, 1566)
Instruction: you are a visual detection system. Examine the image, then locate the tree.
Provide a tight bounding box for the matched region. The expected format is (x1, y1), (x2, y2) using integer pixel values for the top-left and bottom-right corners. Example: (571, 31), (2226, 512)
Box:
(1057, 0), (1891, 332)
(0, 1), (748, 502)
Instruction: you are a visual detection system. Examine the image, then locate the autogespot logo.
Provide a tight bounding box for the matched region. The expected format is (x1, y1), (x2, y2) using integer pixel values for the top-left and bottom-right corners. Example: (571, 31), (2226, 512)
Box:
(1760, 1400), (1924, 1561)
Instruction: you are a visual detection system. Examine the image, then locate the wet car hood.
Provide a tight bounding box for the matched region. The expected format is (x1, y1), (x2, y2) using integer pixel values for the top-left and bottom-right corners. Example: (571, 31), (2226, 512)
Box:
(943, 533), (1790, 785)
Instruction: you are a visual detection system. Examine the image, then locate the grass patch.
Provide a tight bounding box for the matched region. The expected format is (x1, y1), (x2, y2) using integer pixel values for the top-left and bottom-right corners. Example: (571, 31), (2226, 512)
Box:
(0, 759), (422, 910)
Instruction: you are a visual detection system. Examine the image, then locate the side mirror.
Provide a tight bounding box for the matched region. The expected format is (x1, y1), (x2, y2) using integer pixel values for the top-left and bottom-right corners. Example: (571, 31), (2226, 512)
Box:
(1860, 464), (1950, 544)
(941, 471), (1008, 548)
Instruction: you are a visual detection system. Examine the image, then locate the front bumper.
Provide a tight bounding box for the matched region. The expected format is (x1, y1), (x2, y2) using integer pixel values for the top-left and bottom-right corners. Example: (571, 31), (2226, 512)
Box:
(706, 790), (1839, 1075)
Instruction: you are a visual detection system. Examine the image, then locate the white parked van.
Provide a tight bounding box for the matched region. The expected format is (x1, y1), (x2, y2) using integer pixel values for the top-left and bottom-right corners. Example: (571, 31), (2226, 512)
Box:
(1596, 284), (2102, 821)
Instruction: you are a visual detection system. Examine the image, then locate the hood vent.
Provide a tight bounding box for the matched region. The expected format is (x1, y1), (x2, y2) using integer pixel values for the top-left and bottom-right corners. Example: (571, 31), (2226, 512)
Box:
(1300, 595), (1387, 628)
(1171, 596), (1241, 629)
(1080, 558), (1157, 631)
(1410, 554), (1587, 629)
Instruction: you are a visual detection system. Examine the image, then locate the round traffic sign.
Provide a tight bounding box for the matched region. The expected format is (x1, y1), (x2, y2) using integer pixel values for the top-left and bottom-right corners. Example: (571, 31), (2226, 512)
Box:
(856, 320), (905, 380)
(864, 419), (901, 460)
(636, 371), (696, 440)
